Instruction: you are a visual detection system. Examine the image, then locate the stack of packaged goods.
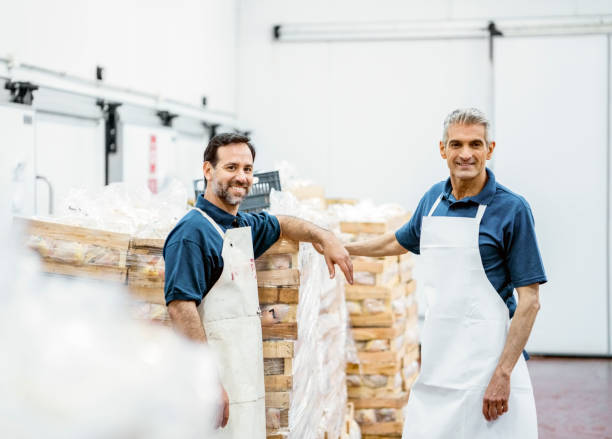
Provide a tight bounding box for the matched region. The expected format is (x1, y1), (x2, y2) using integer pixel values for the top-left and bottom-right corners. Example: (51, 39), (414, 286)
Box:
(16, 217), (131, 283)
(339, 212), (420, 439)
(125, 237), (170, 326)
(258, 238), (351, 439)
(258, 238), (300, 438)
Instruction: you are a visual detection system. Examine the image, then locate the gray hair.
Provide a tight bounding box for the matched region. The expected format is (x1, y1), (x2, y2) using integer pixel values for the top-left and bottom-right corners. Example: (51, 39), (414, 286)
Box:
(442, 108), (491, 146)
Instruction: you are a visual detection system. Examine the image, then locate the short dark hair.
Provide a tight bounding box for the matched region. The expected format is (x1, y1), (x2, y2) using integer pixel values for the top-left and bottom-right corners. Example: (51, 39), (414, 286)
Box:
(203, 133), (256, 167)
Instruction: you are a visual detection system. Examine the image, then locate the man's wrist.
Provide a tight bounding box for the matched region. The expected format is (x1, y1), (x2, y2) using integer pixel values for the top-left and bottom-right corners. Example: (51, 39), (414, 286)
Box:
(495, 364), (512, 379)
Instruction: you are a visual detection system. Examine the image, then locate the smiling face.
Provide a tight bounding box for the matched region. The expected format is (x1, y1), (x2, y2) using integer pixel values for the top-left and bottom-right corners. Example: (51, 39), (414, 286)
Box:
(203, 143), (254, 208)
(439, 123), (495, 182)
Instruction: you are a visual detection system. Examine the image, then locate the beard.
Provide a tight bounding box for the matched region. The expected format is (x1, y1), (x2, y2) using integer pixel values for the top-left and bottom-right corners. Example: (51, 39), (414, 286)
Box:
(212, 179), (250, 206)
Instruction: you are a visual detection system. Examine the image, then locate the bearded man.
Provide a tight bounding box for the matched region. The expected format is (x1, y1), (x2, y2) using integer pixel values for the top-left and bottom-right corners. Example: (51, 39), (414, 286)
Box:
(163, 133), (352, 438)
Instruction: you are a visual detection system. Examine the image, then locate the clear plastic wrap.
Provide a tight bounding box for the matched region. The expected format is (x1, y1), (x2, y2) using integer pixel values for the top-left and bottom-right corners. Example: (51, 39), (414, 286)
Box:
(327, 199), (406, 224)
(52, 180), (189, 237)
(288, 243), (349, 439)
(268, 189), (351, 439)
(1, 226), (221, 439)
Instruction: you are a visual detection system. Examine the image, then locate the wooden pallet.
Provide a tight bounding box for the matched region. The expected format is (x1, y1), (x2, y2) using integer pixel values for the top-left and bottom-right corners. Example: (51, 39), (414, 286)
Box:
(347, 281), (406, 328)
(339, 214), (411, 235)
(352, 255), (399, 274)
(16, 217), (130, 282)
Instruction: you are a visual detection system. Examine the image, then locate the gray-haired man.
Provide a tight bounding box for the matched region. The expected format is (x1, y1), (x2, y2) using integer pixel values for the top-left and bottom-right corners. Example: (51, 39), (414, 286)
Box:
(346, 108), (546, 438)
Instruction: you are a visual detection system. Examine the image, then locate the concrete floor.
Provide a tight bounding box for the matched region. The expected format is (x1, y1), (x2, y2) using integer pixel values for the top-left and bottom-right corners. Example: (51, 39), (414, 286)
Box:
(528, 356), (612, 439)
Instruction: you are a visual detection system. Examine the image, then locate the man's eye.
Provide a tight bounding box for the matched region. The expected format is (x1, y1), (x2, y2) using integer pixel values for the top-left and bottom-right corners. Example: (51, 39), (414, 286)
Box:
(245, 168), (253, 174)
(227, 165), (235, 171)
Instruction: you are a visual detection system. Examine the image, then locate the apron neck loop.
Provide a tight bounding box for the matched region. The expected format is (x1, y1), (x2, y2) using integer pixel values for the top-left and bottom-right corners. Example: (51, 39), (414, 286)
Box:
(427, 194), (487, 224)
(194, 207), (226, 239)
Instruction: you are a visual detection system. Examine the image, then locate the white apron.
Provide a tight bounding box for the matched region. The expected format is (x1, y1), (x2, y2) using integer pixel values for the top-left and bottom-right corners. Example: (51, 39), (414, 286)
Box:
(194, 208), (266, 439)
(402, 195), (538, 438)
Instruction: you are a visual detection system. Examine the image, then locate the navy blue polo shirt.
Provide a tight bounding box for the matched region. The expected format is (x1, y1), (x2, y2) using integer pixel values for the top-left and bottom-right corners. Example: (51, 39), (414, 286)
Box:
(396, 168), (547, 320)
(163, 196), (281, 306)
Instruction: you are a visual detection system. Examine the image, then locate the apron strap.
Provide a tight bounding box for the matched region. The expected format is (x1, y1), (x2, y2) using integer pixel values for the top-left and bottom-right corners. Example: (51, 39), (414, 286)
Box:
(194, 207), (225, 239)
(475, 204), (487, 224)
(427, 194), (487, 224)
(427, 195), (443, 216)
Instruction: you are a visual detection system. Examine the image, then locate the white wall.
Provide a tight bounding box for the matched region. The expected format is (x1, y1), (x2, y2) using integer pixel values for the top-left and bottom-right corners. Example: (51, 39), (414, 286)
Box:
(237, 0), (612, 208)
(0, 0), (238, 113)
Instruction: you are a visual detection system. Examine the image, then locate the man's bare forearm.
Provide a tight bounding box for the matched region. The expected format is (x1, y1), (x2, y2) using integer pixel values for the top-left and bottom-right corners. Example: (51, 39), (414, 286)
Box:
(276, 215), (330, 244)
(345, 231), (408, 257)
(495, 284), (540, 378)
(167, 300), (207, 343)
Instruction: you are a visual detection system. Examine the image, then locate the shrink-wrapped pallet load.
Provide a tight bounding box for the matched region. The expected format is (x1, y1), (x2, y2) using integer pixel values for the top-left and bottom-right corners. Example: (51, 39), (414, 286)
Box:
(258, 238), (351, 439)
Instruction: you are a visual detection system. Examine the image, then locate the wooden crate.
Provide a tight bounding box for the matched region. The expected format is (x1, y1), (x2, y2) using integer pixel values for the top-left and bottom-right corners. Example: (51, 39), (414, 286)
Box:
(258, 240), (299, 439)
(15, 217), (130, 282)
(352, 255), (400, 287)
(351, 392), (409, 438)
(288, 185), (325, 201)
(346, 282), (405, 328)
(257, 239), (300, 288)
(339, 213), (411, 235)
(126, 237), (165, 304)
(264, 340), (294, 432)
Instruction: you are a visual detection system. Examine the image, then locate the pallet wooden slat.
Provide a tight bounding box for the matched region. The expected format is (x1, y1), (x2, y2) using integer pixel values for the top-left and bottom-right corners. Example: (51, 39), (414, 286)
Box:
(263, 341), (294, 358)
(258, 269), (300, 287)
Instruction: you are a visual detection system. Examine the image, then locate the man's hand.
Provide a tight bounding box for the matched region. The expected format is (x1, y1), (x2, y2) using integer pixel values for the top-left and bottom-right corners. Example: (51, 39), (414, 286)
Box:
(276, 215), (353, 284)
(216, 384), (230, 428)
(319, 231), (353, 284)
(482, 369), (510, 421)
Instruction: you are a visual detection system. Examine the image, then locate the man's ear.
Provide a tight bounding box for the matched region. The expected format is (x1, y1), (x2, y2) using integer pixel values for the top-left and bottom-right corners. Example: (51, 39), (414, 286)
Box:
(203, 161), (214, 182)
(486, 141), (496, 160)
(439, 141), (447, 159)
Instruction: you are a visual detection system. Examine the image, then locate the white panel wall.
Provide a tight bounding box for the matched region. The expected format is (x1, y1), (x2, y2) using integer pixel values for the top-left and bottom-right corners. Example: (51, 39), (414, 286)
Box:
(34, 114), (105, 215)
(237, 0), (612, 208)
(0, 0), (238, 113)
(0, 104), (35, 217)
(239, 35), (489, 208)
(494, 35), (609, 354)
(174, 133), (209, 200)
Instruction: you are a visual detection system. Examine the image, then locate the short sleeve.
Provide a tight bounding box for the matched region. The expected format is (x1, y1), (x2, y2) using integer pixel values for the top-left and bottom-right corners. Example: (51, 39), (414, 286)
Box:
(395, 195), (429, 254)
(504, 202), (547, 288)
(163, 239), (211, 306)
(243, 212), (281, 259)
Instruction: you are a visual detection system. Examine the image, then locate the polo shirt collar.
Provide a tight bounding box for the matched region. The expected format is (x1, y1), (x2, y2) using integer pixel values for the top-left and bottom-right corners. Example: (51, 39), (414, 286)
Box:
(442, 167), (497, 205)
(195, 195), (238, 228)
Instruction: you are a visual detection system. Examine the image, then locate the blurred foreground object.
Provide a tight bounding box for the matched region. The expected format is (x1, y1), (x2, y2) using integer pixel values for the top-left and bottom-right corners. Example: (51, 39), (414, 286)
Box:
(0, 220), (220, 439)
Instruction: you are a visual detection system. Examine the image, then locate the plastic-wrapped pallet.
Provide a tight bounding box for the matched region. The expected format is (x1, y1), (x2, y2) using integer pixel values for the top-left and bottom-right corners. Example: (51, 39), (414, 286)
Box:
(258, 239), (350, 439)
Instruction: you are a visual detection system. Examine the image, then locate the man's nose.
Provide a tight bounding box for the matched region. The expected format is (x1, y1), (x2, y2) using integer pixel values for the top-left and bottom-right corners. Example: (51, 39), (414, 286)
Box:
(235, 172), (248, 183)
(459, 146), (472, 160)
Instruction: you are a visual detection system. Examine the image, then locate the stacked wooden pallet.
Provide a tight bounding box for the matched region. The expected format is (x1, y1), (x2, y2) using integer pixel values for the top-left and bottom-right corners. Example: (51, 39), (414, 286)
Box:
(18, 218), (350, 438)
(126, 237), (170, 325)
(341, 215), (419, 439)
(258, 239), (350, 439)
(257, 239), (300, 438)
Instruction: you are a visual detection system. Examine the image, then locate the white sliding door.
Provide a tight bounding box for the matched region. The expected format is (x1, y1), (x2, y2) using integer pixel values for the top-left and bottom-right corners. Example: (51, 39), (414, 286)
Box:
(494, 35), (608, 354)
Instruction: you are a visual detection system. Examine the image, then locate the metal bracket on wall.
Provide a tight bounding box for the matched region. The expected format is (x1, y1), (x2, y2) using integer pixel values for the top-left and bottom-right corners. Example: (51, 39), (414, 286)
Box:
(4, 80), (39, 105)
(202, 121), (220, 138)
(487, 21), (503, 61)
(97, 99), (122, 185)
(97, 100), (122, 154)
(156, 110), (178, 127)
